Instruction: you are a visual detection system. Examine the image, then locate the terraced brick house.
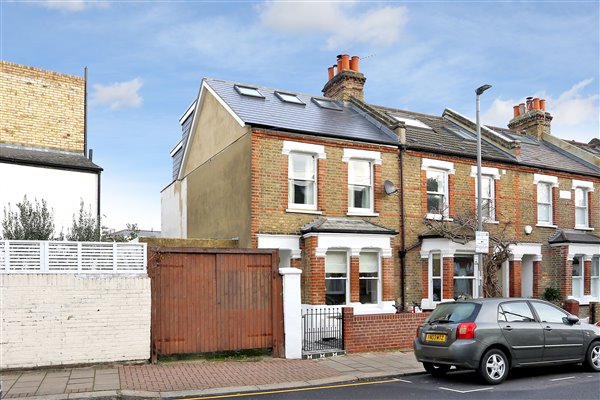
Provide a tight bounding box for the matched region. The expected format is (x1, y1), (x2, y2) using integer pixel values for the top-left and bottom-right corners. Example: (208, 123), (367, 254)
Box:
(0, 61), (102, 235)
(162, 55), (600, 317)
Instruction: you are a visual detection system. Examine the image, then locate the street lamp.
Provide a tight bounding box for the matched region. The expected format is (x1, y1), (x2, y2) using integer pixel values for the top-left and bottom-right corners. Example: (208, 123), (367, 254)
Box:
(476, 84), (492, 298)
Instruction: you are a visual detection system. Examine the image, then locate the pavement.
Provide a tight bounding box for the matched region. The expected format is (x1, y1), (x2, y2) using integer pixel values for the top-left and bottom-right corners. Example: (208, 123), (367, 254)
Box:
(0, 350), (424, 399)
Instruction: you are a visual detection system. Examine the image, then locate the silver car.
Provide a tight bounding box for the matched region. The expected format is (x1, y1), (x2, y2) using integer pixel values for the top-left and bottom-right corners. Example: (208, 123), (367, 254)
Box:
(414, 298), (600, 384)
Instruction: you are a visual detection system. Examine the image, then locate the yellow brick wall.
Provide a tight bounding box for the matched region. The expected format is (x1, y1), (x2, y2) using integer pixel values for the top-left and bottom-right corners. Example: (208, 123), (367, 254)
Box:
(0, 61), (85, 153)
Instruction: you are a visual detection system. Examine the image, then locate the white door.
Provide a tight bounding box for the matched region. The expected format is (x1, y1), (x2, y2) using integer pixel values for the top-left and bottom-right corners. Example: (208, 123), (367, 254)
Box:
(521, 256), (533, 298)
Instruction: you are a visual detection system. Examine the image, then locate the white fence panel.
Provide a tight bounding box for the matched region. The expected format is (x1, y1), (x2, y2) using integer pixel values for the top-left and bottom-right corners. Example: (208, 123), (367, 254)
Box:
(0, 240), (146, 274)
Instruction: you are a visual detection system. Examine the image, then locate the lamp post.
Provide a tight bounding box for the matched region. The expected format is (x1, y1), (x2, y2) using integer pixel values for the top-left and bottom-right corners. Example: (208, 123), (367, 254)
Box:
(476, 84), (492, 298)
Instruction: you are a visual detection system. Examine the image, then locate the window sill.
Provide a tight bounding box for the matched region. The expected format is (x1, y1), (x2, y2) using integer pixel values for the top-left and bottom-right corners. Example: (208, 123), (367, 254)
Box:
(536, 223), (558, 229)
(426, 213), (453, 222)
(347, 211), (379, 217)
(484, 220), (499, 225)
(286, 208), (322, 215)
(574, 226), (594, 231)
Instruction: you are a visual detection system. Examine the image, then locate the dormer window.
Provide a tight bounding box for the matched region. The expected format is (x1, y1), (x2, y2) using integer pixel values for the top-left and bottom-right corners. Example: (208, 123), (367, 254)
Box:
(275, 91), (304, 104)
(235, 85), (264, 98)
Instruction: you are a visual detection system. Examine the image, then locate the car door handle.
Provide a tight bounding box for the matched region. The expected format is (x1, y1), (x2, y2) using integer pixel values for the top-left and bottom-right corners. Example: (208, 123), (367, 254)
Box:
(503, 326), (513, 331)
(544, 326), (552, 331)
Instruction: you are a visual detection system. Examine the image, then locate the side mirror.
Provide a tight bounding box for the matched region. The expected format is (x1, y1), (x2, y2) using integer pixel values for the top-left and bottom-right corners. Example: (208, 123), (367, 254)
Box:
(565, 314), (579, 324)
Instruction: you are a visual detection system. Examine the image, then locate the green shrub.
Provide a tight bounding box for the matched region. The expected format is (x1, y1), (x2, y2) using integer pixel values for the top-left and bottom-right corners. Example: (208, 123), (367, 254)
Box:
(542, 287), (562, 305)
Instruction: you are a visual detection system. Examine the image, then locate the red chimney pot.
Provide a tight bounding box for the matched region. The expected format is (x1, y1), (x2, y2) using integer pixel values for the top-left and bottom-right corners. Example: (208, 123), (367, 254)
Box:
(350, 56), (360, 72)
(513, 105), (520, 118)
(540, 99), (546, 111)
(328, 66), (334, 80)
(341, 54), (350, 71)
(533, 98), (540, 110)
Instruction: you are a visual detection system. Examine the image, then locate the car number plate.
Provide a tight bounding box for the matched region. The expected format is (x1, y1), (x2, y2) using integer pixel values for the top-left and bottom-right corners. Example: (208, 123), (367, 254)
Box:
(425, 333), (447, 342)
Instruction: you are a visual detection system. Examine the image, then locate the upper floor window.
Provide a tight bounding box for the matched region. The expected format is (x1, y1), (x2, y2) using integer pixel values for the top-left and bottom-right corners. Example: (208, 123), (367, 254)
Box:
(427, 169), (448, 216)
(288, 153), (317, 209)
(325, 251), (348, 305)
(537, 182), (553, 225)
(480, 175), (495, 221)
(574, 187), (589, 228)
(534, 174), (557, 226)
(348, 159), (373, 212)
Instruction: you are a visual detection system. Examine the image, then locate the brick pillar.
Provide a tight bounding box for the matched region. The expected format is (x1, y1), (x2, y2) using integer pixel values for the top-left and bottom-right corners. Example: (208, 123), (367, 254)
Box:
(589, 192), (595, 228)
(350, 255), (360, 303)
(317, 158), (327, 213)
(509, 260), (522, 297)
(373, 164), (382, 214)
(532, 260), (542, 298)
(382, 256), (395, 301)
(422, 259), (429, 298)
(342, 307), (354, 352)
(584, 258), (592, 296)
(552, 187), (559, 225)
(305, 237), (326, 304)
(442, 256), (454, 300)
(421, 170), (428, 214)
(448, 174), (455, 217)
(533, 183), (538, 223)
(494, 179), (500, 221)
(561, 248), (573, 299)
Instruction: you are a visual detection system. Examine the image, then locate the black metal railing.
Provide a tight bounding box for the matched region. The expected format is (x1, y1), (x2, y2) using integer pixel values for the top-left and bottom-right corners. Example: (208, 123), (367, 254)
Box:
(302, 307), (343, 353)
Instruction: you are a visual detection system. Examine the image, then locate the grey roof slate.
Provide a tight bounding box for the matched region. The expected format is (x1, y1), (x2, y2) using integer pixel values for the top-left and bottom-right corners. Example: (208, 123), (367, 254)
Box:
(205, 78), (399, 146)
(300, 217), (397, 235)
(548, 229), (600, 245)
(0, 145), (102, 172)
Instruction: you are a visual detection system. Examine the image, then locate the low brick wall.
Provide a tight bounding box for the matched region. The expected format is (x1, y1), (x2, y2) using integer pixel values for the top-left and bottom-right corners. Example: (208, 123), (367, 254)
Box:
(342, 307), (430, 353)
(1, 274), (151, 369)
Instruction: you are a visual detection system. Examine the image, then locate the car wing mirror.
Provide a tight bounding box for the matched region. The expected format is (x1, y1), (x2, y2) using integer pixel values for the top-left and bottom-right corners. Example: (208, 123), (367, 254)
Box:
(565, 314), (579, 324)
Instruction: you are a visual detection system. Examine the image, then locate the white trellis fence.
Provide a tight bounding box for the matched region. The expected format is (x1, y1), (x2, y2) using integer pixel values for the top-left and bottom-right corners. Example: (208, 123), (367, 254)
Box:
(0, 240), (146, 274)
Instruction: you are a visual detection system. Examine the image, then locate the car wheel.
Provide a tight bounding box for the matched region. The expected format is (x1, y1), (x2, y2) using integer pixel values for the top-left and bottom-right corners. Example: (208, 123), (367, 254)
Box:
(478, 348), (509, 384)
(584, 341), (600, 372)
(423, 362), (451, 376)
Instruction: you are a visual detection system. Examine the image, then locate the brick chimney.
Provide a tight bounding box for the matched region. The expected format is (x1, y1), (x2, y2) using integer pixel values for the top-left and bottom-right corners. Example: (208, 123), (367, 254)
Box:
(507, 96), (552, 139)
(322, 54), (366, 101)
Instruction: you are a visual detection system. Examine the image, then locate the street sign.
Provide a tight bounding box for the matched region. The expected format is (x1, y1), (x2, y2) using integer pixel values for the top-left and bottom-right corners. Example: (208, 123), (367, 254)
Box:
(476, 231), (489, 254)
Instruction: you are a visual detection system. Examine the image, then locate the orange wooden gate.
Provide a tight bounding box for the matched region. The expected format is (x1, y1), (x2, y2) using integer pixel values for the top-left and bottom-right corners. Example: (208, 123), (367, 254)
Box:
(148, 248), (283, 359)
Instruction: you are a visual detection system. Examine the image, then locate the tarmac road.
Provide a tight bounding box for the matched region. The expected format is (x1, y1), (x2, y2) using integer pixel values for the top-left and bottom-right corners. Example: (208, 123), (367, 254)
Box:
(179, 363), (600, 400)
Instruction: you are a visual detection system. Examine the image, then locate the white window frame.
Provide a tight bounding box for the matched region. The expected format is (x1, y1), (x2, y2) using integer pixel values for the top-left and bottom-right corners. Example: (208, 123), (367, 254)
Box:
(348, 159), (374, 214)
(423, 159), (455, 219)
(537, 182), (553, 225)
(325, 250), (350, 305)
(574, 187), (589, 229)
(592, 256), (600, 299)
(429, 252), (443, 303)
(453, 254), (477, 299)
(359, 250), (381, 305)
(479, 175), (496, 222)
(534, 174), (558, 226)
(571, 255), (584, 299)
(287, 152), (318, 211)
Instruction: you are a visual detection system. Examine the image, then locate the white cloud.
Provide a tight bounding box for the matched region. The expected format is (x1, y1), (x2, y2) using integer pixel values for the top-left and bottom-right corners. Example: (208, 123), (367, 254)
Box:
(37, 0), (109, 12)
(90, 78), (143, 110)
(482, 80), (599, 142)
(258, 2), (408, 49)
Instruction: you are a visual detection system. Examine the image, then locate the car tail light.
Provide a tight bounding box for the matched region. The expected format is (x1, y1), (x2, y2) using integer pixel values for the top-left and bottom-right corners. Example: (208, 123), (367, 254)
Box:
(415, 327), (420, 338)
(456, 322), (476, 339)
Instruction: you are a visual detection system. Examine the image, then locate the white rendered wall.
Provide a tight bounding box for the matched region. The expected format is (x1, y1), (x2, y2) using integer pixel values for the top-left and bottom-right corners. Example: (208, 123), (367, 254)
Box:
(0, 163), (98, 236)
(0, 274), (151, 369)
(160, 179), (187, 238)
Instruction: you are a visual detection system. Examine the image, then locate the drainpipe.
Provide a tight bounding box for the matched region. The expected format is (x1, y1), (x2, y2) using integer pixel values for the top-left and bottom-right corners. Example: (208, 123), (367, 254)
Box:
(84, 66), (88, 156)
(399, 144), (406, 311)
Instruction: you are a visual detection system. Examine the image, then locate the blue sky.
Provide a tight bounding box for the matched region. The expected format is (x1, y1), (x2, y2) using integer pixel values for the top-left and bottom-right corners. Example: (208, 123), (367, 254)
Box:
(2, 1), (599, 230)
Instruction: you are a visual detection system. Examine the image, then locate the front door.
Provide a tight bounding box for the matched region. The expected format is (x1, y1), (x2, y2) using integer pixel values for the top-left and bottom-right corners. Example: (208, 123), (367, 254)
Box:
(529, 301), (584, 362)
(521, 256), (533, 298)
(498, 301), (544, 364)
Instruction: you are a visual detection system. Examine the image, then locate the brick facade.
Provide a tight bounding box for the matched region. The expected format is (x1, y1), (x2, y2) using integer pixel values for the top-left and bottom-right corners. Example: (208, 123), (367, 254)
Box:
(0, 61), (85, 153)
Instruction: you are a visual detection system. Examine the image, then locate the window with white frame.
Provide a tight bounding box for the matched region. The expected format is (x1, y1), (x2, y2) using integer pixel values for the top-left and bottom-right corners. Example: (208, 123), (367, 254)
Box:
(575, 187), (589, 228)
(359, 252), (379, 304)
(348, 159), (373, 212)
(325, 251), (347, 305)
(288, 152), (317, 209)
(454, 255), (475, 299)
(479, 175), (495, 221)
(431, 253), (442, 302)
(427, 169), (448, 216)
(592, 257), (600, 298)
(572, 256), (583, 298)
(537, 182), (553, 225)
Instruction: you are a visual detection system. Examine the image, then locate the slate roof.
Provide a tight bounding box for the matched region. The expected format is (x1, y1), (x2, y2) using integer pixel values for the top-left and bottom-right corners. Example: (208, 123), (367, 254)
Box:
(567, 138), (600, 157)
(204, 78), (399, 146)
(0, 145), (102, 172)
(548, 229), (600, 245)
(300, 218), (397, 235)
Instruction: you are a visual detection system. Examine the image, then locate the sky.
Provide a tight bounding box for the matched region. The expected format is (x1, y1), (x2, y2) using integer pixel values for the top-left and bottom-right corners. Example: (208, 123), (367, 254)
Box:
(1, 0), (599, 231)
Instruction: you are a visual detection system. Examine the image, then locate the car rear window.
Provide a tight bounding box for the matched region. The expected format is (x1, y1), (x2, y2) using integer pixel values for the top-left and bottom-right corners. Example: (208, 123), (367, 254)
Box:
(426, 302), (480, 323)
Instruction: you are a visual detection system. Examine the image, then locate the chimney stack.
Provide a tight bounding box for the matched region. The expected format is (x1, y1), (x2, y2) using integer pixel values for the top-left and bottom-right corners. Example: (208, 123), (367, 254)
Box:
(322, 54), (366, 101)
(508, 96), (553, 139)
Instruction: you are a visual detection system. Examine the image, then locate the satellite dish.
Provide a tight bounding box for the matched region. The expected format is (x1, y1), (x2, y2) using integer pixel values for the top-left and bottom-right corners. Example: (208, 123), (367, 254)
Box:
(384, 180), (398, 195)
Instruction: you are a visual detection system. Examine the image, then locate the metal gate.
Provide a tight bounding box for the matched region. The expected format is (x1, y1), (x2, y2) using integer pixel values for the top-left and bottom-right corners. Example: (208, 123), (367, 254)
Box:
(302, 307), (344, 357)
(148, 247), (284, 360)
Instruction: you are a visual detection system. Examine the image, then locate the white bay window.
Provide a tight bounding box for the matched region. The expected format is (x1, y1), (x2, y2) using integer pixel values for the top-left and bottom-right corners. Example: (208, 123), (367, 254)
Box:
(325, 251), (348, 305)
(359, 252), (379, 304)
